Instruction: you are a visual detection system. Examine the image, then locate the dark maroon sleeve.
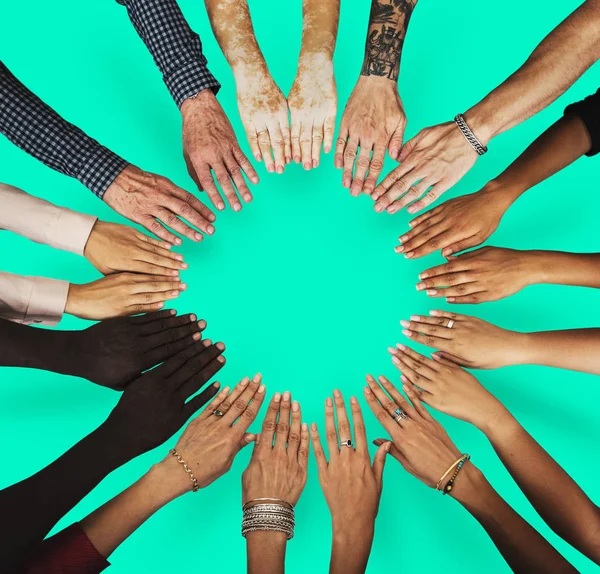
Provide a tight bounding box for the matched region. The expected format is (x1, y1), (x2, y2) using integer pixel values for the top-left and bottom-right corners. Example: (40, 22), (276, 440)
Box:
(20, 523), (109, 574)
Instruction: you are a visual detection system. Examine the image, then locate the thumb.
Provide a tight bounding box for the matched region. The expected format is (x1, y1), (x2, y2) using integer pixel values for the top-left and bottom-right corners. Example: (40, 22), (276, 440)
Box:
(398, 132), (421, 162)
(238, 433), (257, 452)
(372, 441), (391, 486)
(388, 126), (405, 160)
(373, 438), (403, 462)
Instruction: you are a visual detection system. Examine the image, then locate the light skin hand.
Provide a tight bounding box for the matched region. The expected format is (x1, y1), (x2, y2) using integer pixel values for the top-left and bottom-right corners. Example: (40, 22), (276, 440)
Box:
(416, 247), (540, 304)
(335, 78), (406, 196)
(181, 89), (259, 212)
(65, 273), (186, 320)
(84, 220), (186, 277)
(399, 310), (528, 369)
(396, 189), (511, 259)
(103, 164), (216, 246)
(372, 121), (480, 214)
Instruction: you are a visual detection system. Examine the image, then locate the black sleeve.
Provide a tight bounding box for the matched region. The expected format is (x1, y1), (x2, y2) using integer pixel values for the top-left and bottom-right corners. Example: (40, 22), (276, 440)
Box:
(564, 87), (600, 157)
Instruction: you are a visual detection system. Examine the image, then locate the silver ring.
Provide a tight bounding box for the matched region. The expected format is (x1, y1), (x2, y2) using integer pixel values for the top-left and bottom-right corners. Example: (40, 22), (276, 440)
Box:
(393, 408), (408, 423)
(213, 409), (224, 417)
(447, 319), (455, 329)
(340, 439), (353, 448)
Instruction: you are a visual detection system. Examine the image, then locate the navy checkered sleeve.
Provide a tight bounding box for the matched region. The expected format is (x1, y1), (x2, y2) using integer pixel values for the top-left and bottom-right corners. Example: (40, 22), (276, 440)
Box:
(0, 61), (129, 199)
(116, 0), (221, 108)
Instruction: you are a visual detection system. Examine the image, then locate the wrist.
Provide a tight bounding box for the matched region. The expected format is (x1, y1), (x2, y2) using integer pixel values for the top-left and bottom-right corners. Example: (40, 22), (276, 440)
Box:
(64, 283), (83, 318)
(479, 179), (523, 210)
(332, 515), (375, 542)
(523, 250), (559, 285)
(145, 457), (192, 503)
(475, 401), (516, 437)
(448, 462), (490, 508)
(180, 88), (217, 118)
(356, 73), (398, 91)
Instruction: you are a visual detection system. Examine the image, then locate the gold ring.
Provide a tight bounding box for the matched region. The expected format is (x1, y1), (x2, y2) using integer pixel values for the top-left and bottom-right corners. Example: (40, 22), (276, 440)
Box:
(256, 129), (268, 137)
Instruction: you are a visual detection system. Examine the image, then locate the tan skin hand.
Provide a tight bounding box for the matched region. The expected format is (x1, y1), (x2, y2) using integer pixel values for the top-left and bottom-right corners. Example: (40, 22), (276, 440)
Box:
(288, 55), (337, 170)
(103, 165), (216, 246)
(417, 247), (536, 304)
(388, 344), (507, 429)
(335, 76), (406, 196)
(397, 190), (510, 259)
(181, 90), (259, 212)
(372, 121), (479, 214)
(65, 273), (185, 320)
(84, 221), (186, 277)
(399, 310), (527, 369)
(242, 391), (309, 506)
(363, 376), (462, 489)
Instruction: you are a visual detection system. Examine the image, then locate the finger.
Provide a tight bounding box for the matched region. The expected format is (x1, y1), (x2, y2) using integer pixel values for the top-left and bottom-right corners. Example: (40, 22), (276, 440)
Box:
(274, 391), (292, 451)
(196, 384), (231, 420)
(245, 125), (262, 163)
(390, 342), (440, 372)
(131, 308), (177, 325)
(417, 271), (476, 293)
(280, 118), (292, 165)
(373, 375), (416, 418)
(372, 442), (391, 487)
(363, 144), (386, 196)
(154, 207), (206, 243)
(406, 230), (470, 259)
(167, 186), (217, 231)
(400, 317), (454, 340)
(341, 138), (358, 188)
(135, 250), (186, 276)
(408, 205), (441, 230)
(391, 353), (435, 392)
(171, 340), (224, 388)
(268, 121), (286, 174)
(158, 340), (206, 377)
(371, 163), (414, 201)
(288, 399), (302, 458)
(237, 433), (257, 452)
(259, 392), (281, 451)
(446, 293), (487, 305)
(402, 383), (434, 421)
(429, 309), (463, 320)
(213, 376), (251, 416)
(401, 327), (454, 352)
(146, 330), (202, 366)
(213, 162), (242, 212)
(349, 397), (368, 455)
(128, 289), (180, 306)
(290, 115), (302, 164)
(395, 216), (445, 255)
(178, 350), (226, 400)
(430, 283), (485, 300)
(184, 382), (221, 418)
(373, 438), (409, 466)
(334, 123), (348, 169)
(233, 147), (260, 185)
(221, 374), (262, 426)
(135, 232), (176, 252)
(365, 374), (404, 421)
(257, 129), (275, 173)
(408, 182), (451, 215)
(324, 396), (339, 460)
(323, 115), (335, 154)
(388, 124), (405, 160)
(232, 375), (267, 435)
(140, 215), (180, 246)
(374, 172), (421, 213)
(350, 145), (373, 196)
(419, 260), (472, 282)
(362, 385), (399, 437)
(432, 351), (470, 367)
(126, 301), (166, 315)
(311, 122), (324, 168)
(300, 122), (313, 171)
(193, 166), (225, 211)
(332, 390), (352, 451)
(145, 314), (202, 347)
(298, 423), (310, 469)
(225, 152), (253, 204)
(141, 311), (202, 334)
(310, 422), (328, 473)
(386, 178), (433, 214)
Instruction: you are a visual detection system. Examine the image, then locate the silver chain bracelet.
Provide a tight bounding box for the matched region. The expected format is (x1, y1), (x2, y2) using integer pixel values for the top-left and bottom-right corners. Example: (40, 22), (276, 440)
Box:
(454, 113), (488, 156)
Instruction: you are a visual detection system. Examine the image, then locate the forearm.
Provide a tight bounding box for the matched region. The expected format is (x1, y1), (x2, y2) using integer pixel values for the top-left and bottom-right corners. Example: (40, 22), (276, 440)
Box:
(246, 531), (287, 574)
(522, 251), (600, 289)
(520, 328), (600, 374)
(329, 521), (374, 574)
(452, 464), (577, 573)
(299, 0), (340, 61)
(360, 0), (418, 82)
(465, 0), (600, 145)
(480, 114), (592, 206)
(81, 456), (188, 558)
(0, 423), (133, 570)
(205, 0), (267, 79)
(482, 412), (600, 563)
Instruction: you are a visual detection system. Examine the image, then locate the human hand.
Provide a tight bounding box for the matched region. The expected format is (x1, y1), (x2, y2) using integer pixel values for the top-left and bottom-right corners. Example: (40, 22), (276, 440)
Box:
(416, 247), (539, 304)
(104, 340), (225, 457)
(364, 375), (462, 490)
(65, 273), (185, 320)
(236, 71), (291, 174)
(399, 310), (528, 369)
(311, 390), (388, 527)
(396, 190), (510, 259)
(162, 374), (266, 494)
(388, 344), (507, 429)
(69, 310), (207, 390)
(288, 55), (337, 170)
(242, 391), (309, 506)
(181, 90), (259, 213)
(103, 165), (216, 245)
(372, 121), (480, 214)
(335, 76), (406, 196)
(84, 221), (186, 277)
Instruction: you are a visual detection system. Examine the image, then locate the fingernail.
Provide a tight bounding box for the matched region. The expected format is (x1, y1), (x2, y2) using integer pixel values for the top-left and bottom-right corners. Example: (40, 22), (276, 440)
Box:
(396, 343), (406, 351)
(390, 148), (399, 158)
(387, 346), (398, 354)
(419, 272), (428, 280)
(333, 389), (341, 398)
(363, 386), (372, 395)
(175, 254), (184, 261)
(157, 302), (164, 308)
(194, 233), (203, 241)
(416, 282), (426, 291)
(402, 384), (411, 393)
(374, 204), (383, 213)
(447, 297), (456, 303)
(171, 270), (179, 276)
(392, 355), (401, 365)
(244, 194), (252, 202)
(216, 342), (225, 351)
(407, 206), (417, 214)
(350, 396), (358, 404)
(221, 386), (230, 395)
(192, 332), (201, 341)
(400, 235), (408, 242)
(208, 214), (216, 222)
(402, 329), (413, 337)
(311, 422), (317, 431)
(233, 203), (242, 212)
(168, 309), (176, 315)
(283, 391), (291, 402)
(394, 246), (404, 254)
(273, 392), (281, 402)
(285, 156), (291, 164)
(207, 225), (215, 234)
(404, 252), (413, 259)
(294, 155), (301, 164)
(253, 373), (262, 383)
(410, 315), (421, 321)
(292, 401), (299, 412)
(240, 377), (249, 386)
(342, 178), (350, 188)
(444, 249), (454, 256)
(198, 320), (206, 329)
(326, 397), (333, 407)
(258, 384), (266, 394)
(217, 356), (226, 363)
(400, 320), (410, 328)
(267, 165), (275, 173)
(254, 153), (262, 161)
(426, 289), (438, 296)
(174, 238), (182, 245)
(302, 422), (308, 431)
(387, 205), (398, 214)
(203, 338), (212, 346)
(401, 375), (408, 383)
(170, 290), (179, 297)
(217, 202), (225, 210)
(430, 310), (440, 316)
(180, 262), (188, 269)
(179, 283), (187, 290)
(384, 442), (391, 452)
(276, 165), (284, 174)
(303, 162), (311, 170)
(312, 159), (319, 168)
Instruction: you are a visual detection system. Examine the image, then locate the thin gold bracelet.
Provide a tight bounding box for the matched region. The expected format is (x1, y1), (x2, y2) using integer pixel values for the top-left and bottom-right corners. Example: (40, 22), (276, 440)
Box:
(436, 454), (469, 491)
(169, 448), (199, 492)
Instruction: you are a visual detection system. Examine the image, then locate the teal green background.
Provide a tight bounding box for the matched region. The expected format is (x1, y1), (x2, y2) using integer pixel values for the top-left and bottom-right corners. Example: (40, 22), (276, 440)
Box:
(1, 0), (599, 572)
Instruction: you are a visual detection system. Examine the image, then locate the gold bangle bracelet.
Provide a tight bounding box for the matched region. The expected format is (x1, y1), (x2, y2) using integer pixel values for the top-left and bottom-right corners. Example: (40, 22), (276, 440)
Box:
(436, 454), (468, 491)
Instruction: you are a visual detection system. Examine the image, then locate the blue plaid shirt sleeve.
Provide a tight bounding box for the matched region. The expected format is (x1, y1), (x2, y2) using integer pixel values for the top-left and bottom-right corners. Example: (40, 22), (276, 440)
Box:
(0, 62), (129, 199)
(116, 0), (221, 108)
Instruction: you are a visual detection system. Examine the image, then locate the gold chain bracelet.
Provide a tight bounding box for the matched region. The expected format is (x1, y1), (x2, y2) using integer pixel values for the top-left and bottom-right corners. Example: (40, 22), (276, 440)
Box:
(169, 448), (199, 492)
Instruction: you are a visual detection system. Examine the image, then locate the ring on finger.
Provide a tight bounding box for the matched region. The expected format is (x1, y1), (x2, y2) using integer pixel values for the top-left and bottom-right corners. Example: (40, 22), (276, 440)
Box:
(213, 409), (225, 417)
(393, 408), (408, 423)
(339, 438), (353, 448)
(447, 319), (455, 329)
(256, 129), (268, 137)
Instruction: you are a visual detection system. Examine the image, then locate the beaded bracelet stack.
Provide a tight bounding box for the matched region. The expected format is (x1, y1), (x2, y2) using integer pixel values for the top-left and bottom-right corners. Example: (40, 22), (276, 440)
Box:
(436, 454), (470, 496)
(242, 498), (295, 540)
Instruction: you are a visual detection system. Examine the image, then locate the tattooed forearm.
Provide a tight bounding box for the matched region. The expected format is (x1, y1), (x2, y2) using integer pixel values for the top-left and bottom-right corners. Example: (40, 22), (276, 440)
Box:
(361, 0), (417, 81)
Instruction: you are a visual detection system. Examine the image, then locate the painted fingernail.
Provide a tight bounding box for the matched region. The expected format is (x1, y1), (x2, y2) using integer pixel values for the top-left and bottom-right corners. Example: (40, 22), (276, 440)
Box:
(350, 396), (358, 404)
(396, 343), (406, 351)
(427, 289), (438, 296)
(395, 246), (404, 254)
(326, 397), (333, 407)
(233, 203), (242, 212)
(217, 356), (226, 363)
(283, 391), (291, 402)
(273, 392), (281, 402)
(333, 389), (341, 398)
(216, 342), (225, 351)
(258, 384), (266, 394)
(217, 202), (225, 210)
(292, 401), (299, 412)
(402, 329), (413, 337)
(198, 320), (206, 329)
(447, 297), (456, 303)
(253, 373), (262, 383)
(400, 320), (411, 328)
(387, 346), (398, 354)
(194, 233), (203, 241)
(392, 356), (401, 365)
(410, 315), (422, 321)
(416, 282), (426, 291)
(207, 225), (215, 234)
(404, 252), (413, 259)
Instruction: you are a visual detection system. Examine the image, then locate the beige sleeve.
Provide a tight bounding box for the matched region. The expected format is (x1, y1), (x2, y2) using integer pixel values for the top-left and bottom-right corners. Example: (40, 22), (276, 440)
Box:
(0, 271), (69, 326)
(0, 182), (97, 255)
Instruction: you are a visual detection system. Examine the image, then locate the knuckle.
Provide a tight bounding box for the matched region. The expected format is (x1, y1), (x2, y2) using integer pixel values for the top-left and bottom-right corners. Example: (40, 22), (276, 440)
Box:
(326, 430), (338, 441)
(276, 422), (290, 434)
(242, 407), (256, 421)
(457, 284), (467, 294)
(288, 431), (301, 444)
(425, 336), (436, 346)
(298, 446), (309, 458)
(232, 398), (247, 413)
(263, 420), (277, 432)
(356, 157), (370, 168)
(376, 410), (389, 424)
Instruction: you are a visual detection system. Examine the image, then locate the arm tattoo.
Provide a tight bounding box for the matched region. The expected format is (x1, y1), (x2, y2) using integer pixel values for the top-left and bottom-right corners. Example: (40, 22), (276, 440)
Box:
(361, 0), (417, 81)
